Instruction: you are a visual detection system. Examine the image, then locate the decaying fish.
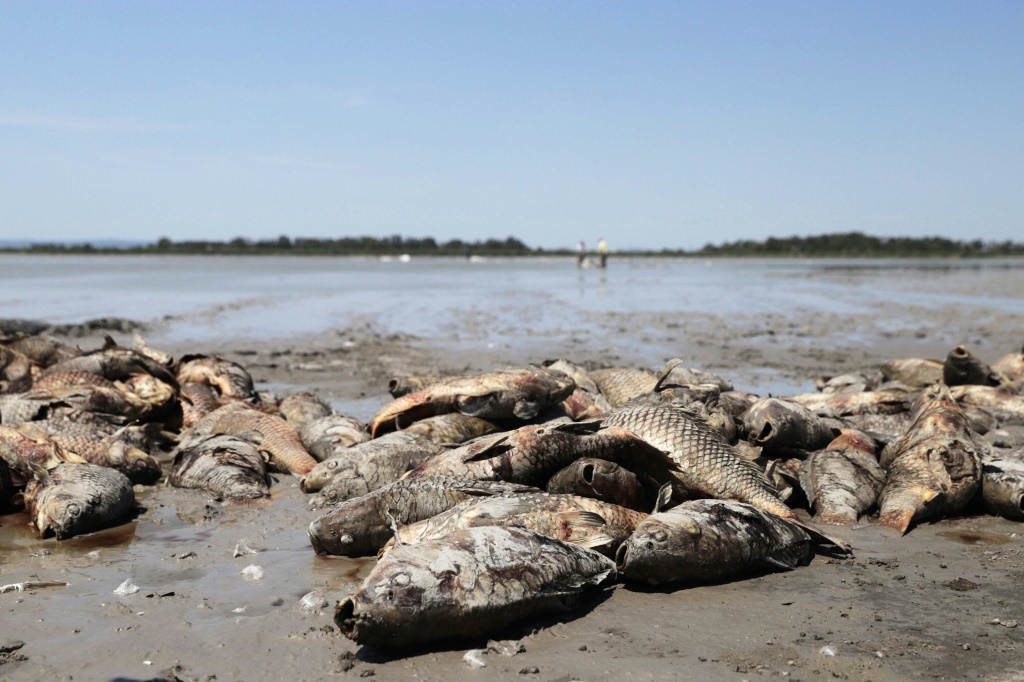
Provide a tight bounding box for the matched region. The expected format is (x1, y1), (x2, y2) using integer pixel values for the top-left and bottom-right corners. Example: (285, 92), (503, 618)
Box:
(335, 526), (615, 646)
(842, 411), (914, 445)
(180, 381), (221, 429)
(24, 462), (139, 539)
(943, 345), (1004, 387)
(542, 359), (613, 419)
(400, 413), (498, 444)
(658, 358), (734, 392)
(742, 398), (840, 453)
(391, 493), (647, 557)
(950, 385), (1024, 425)
(616, 499), (813, 585)
(877, 384), (984, 534)
(301, 431), (438, 494)
(370, 368), (575, 436)
(0, 345), (33, 393)
(176, 354), (256, 401)
(298, 414), (370, 461)
(788, 384), (914, 416)
(0, 424), (86, 485)
(307, 476), (538, 556)
(46, 429), (162, 485)
(881, 358), (944, 387)
(5, 335), (80, 368)
(306, 435), (445, 507)
(980, 452), (1024, 520)
(992, 346), (1024, 384)
(387, 374), (445, 398)
(279, 391), (334, 432)
(546, 458), (648, 511)
(42, 340), (178, 388)
(589, 367), (658, 408)
(208, 404), (317, 475)
(602, 402), (792, 519)
(814, 373), (876, 395)
(800, 431), (885, 525)
(31, 370), (116, 392)
(122, 373), (177, 416)
(409, 421), (672, 489)
(169, 434), (270, 502)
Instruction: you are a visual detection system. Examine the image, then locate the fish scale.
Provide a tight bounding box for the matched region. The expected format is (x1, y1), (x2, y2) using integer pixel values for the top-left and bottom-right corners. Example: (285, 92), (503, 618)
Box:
(603, 402), (794, 520)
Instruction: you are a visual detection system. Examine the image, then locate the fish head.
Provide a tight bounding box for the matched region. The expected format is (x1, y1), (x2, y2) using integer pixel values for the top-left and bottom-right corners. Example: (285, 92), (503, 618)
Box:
(982, 461), (1024, 520)
(308, 501), (389, 557)
(335, 556), (435, 646)
(124, 374), (176, 409)
(616, 514), (702, 585)
(30, 487), (90, 540)
(300, 458), (345, 493)
(115, 443), (163, 485)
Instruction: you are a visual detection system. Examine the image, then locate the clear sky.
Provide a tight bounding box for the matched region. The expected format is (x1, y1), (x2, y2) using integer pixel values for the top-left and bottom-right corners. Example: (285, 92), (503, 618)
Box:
(1, 2), (1021, 251)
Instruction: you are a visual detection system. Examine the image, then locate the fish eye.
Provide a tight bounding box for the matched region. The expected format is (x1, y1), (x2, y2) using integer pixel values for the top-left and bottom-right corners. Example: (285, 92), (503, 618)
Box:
(651, 530), (668, 542)
(327, 462), (338, 470)
(391, 573), (410, 586)
(340, 534), (353, 545)
(66, 503), (81, 517)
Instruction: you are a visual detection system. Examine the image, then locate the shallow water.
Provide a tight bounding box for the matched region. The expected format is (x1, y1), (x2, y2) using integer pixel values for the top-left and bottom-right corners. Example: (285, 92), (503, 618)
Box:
(5, 255), (1023, 345)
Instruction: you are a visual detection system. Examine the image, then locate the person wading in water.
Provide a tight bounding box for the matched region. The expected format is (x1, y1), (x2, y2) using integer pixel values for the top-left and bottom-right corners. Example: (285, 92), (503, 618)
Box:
(597, 237), (608, 268)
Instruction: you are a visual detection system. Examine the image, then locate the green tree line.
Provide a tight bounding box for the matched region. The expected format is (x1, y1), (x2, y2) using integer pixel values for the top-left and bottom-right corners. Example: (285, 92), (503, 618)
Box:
(694, 232), (1024, 257)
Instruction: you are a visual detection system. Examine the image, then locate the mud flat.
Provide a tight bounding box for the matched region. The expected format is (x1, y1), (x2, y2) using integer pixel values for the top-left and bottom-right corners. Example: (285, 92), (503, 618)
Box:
(3, 259), (1024, 681)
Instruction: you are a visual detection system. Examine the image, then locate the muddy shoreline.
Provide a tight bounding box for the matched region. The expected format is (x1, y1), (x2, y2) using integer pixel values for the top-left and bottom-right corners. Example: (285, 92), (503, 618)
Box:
(3, 302), (1024, 681)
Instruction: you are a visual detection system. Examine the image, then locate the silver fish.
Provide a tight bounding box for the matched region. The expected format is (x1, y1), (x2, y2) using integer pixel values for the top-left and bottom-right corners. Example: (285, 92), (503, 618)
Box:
(24, 462), (138, 539)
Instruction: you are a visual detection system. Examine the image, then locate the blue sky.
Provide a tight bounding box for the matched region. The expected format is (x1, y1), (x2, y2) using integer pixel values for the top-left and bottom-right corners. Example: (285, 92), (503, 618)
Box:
(1, 2), (1021, 250)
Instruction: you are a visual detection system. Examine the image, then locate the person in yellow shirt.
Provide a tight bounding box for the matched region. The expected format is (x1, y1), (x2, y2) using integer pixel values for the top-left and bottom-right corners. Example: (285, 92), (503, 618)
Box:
(597, 237), (608, 268)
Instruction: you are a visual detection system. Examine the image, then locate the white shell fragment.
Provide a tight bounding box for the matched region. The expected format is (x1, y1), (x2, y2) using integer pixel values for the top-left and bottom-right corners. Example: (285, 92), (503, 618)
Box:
(240, 565), (264, 581)
(463, 649), (487, 668)
(300, 589), (329, 614)
(114, 578), (140, 595)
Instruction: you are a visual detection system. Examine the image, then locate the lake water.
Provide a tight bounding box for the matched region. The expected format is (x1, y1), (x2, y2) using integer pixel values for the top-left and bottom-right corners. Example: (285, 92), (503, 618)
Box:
(3, 254), (1024, 395)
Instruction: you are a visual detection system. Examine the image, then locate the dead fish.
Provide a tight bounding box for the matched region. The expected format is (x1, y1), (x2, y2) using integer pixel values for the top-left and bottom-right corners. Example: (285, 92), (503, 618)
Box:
(943, 345), (1005, 387)
(602, 402), (792, 519)
(42, 339), (178, 388)
(0, 424), (86, 485)
(950, 385), (1024, 424)
(589, 367), (658, 408)
(391, 493), (648, 557)
(980, 452), (1024, 520)
(546, 458), (648, 511)
(46, 429), (162, 485)
(307, 476), (538, 556)
(180, 382), (220, 429)
(409, 421), (671, 489)
(5, 335), (81, 368)
(399, 413), (498, 445)
(542, 359), (613, 419)
(298, 414), (370, 462)
(788, 384), (914, 416)
(387, 374), (445, 398)
(209, 404), (317, 475)
(301, 431), (436, 494)
(877, 384), (984, 534)
(122, 373), (177, 415)
(615, 499), (813, 586)
(843, 411), (914, 445)
(992, 346), (1024, 384)
(176, 354), (256, 401)
(370, 368), (575, 436)
(335, 526), (615, 647)
(169, 434), (270, 502)
(881, 358), (944, 387)
(24, 462), (139, 539)
(0, 345), (33, 394)
(306, 435), (446, 506)
(742, 398), (841, 453)
(800, 431), (885, 525)
(31, 370), (116, 392)
(658, 358), (734, 392)
(278, 391), (334, 432)
(814, 373), (877, 395)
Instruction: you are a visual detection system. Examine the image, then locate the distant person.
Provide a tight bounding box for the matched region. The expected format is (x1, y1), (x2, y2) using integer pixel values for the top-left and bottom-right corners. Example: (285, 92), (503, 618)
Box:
(597, 237), (608, 268)
(577, 240), (586, 268)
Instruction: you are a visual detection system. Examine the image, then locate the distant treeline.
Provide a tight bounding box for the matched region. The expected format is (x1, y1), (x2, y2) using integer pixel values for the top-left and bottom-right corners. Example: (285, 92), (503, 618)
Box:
(694, 232), (1024, 258)
(5, 235), (542, 256)
(3, 231), (1023, 258)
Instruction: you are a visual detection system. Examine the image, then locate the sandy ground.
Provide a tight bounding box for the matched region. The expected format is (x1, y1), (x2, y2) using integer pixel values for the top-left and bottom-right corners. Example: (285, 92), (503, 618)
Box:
(4, 298), (1024, 682)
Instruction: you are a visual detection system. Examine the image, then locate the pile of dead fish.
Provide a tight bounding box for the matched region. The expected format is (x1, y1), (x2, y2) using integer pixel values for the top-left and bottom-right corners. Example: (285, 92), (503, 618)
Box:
(4, 327), (1024, 650)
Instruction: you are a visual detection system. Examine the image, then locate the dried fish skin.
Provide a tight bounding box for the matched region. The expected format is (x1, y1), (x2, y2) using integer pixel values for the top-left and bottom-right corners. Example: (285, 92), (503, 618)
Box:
(24, 462), (138, 540)
(335, 526), (615, 646)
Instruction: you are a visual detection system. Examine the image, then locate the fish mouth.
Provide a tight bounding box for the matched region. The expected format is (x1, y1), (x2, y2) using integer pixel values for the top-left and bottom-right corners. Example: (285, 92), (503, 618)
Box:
(335, 597), (359, 640)
(756, 422), (774, 443)
(952, 345), (968, 358)
(582, 463), (596, 484)
(615, 543), (630, 571)
(308, 529), (327, 555)
(298, 476), (313, 493)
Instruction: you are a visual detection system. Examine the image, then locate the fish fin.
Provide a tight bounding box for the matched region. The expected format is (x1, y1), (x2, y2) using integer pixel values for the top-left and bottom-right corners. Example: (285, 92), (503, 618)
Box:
(653, 358), (686, 393)
(763, 543), (813, 571)
(792, 518), (853, 555)
(653, 482), (674, 513)
(556, 511), (615, 549)
(458, 393), (499, 417)
(798, 459), (817, 511)
(461, 433), (513, 462)
(552, 420), (603, 435)
(25, 462), (54, 485)
(463, 496), (534, 521)
(512, 400), (541, 420)
(102, 335), (119, 350)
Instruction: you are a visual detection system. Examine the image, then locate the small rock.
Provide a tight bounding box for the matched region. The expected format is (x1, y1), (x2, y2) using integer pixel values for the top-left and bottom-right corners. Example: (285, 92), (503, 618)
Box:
(359, 670), (375, 678)
(519, 667), (540, 675)
(487, 639), (525, 656)
(578, 644), (588, 652)
(1002, 620), (1018, 629)
(818, 646), (837, 657)
(463, 650), (487, 669)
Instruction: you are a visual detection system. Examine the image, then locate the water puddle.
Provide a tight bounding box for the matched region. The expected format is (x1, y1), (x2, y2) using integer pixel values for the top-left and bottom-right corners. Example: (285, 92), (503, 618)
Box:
(938, 530), (1013, 546)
